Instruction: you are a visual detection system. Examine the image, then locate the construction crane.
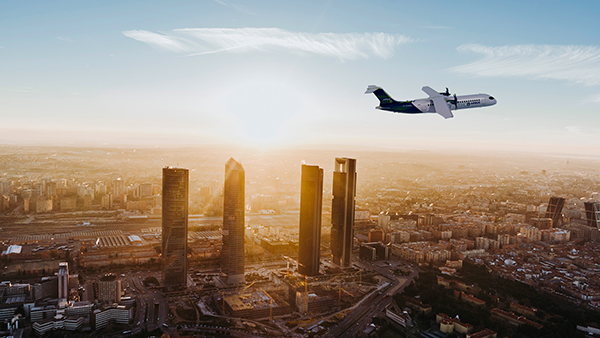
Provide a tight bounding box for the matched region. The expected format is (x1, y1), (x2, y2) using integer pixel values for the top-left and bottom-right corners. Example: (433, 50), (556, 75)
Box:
(260, 288), (274, 321)
(282, 255), (295, 276)
(304, 275), (308, 314)
(239, 281), (256, 296)
(358, 269), (362, 286)
(349, 268), (363, 286)
(221, 290), (226, 314)
(296, 262), (309, 314)
(220, 281), (257, 315)
(338, 284), (354, 305)
(326, 269), (362, 289)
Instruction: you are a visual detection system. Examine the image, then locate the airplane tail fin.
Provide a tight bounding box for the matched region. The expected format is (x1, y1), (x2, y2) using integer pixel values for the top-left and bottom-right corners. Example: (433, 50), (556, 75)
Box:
(365, 85), (395, 105)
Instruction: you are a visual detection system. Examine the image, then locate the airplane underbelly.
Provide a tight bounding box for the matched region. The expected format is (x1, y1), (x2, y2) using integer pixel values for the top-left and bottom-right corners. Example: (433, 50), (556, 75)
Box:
(413, 101), (431, 113)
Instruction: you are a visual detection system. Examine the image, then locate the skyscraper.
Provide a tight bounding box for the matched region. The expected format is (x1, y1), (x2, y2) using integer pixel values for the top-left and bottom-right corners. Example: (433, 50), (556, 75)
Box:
(298, 164), (324, 276)
(584, 201), (600, 229)
(378, 212), (391, 232)
(331, 157), (357, 267)
(113, 178), (124, 198)
(57, 262), (69, 300)
(544, 196), (565, 227)
(162, 167), (188, 288)
(222, 158), (245, 285)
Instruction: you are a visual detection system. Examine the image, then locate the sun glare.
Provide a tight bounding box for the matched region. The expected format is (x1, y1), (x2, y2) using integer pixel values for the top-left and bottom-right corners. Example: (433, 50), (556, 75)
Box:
(222, 79), (305, 149)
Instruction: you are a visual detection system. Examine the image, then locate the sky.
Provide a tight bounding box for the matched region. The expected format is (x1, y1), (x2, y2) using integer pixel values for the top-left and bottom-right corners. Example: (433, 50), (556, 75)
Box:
(2, 0), (600, 155)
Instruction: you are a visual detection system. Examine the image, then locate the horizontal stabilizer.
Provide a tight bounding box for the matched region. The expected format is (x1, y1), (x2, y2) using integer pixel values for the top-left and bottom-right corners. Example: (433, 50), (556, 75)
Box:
(365, 85), (381, 94)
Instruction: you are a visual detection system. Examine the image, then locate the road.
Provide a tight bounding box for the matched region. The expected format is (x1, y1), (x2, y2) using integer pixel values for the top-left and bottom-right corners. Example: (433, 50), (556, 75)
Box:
(324, 262), (418, 337)
(124, 272), (168, 333)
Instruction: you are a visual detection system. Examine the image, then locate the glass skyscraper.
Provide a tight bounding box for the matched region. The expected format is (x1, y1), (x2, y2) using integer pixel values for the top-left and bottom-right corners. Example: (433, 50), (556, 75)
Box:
(298, 164), (324, 276)
(222, 158), (245, 285)
(331, 157), (356, 268)
(162, 167), (188, 288)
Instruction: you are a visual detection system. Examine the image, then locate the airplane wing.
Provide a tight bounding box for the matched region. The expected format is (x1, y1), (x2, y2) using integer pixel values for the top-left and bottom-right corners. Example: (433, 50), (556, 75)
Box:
(421, 86), (439, 97)
(430, 96), (454, 119)
(422, 86), (453, 119)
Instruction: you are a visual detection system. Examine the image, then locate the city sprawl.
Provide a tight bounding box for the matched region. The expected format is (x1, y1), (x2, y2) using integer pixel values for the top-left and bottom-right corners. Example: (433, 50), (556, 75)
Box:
(1, 146), (600, 337)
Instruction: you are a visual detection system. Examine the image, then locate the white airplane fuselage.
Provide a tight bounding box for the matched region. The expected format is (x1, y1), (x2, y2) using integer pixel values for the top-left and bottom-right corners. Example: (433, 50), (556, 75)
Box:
(412, 94), (497, 114)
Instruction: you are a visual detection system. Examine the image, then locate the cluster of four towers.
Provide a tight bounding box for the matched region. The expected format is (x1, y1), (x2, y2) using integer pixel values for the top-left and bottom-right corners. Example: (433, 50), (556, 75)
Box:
(161, 157), (356, 288)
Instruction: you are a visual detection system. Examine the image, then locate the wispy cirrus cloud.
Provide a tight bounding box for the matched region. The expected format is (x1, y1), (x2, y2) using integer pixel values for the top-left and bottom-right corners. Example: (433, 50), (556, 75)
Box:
(122, 28), (413, 60)
(122, 30), (193, 52)
(213, 0), (255, 15)
(56, 36), (73, 42)
(451, 44), (600, 86)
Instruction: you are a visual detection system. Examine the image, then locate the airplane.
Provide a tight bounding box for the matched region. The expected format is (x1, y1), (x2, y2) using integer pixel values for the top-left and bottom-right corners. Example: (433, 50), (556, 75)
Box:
(365, 85), (497, 119)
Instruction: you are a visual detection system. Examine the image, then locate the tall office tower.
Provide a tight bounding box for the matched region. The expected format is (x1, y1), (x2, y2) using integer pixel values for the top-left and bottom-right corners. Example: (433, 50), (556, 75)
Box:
(545, 196), (565, 227)
(162, 167), (189, 288)
(57, 262), (69, 299)
(98, 274), (122, 303)
(584, 202), (600, 229)
(139, 183), (153, 198)
(298, 165), (324, 276)
(331, 157), (357, 268)
(378, 212), (391, 231)
(0, 181), (11, 195)
(113, 179), (124, 197)
(101, 194), (113, 210)
(222, 158), (245, 285)
(200, 186), (212, 203)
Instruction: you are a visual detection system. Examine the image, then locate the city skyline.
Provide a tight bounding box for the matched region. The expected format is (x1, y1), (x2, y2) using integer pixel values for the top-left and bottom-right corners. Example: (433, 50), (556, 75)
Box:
(2, 146), (600, 336)
(2, 2), (600, 155)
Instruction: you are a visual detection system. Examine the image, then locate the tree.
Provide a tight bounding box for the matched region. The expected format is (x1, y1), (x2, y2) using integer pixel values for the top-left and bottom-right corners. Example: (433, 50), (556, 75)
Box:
(14, 305), (25, 317)
(49, 250), (60, 259)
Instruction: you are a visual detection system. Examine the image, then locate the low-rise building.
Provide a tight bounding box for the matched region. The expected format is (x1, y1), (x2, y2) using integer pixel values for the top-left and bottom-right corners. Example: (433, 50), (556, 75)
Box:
(91, 304), (133, 330)
(437, 313), (473, 334)
(467, 328), (497, 338)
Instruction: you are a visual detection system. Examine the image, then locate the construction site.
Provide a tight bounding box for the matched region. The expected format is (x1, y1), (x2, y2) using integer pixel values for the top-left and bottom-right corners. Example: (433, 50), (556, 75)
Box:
(205, 263), (380, 332)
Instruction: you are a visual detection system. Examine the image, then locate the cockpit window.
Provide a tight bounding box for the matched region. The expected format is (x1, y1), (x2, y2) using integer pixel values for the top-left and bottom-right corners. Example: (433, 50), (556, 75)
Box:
(489, 96), (495, 100)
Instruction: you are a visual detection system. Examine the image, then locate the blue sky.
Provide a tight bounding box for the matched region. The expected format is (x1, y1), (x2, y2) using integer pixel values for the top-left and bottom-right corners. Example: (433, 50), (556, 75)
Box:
(2, 0), (600, 154)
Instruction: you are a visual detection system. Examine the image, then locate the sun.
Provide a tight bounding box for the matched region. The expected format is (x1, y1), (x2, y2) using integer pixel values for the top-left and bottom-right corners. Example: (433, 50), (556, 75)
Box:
(222, 80), (305, 149)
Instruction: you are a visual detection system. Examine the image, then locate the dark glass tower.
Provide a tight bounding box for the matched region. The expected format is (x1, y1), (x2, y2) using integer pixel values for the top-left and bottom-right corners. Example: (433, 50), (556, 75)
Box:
(222, 158), (245, 284)
(544, 196), (565, 227)
(162, 167), (188, 288)
(584, 201), (600, 229)
(331, 157), (356, 267)
(298, 164), (324, 276)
